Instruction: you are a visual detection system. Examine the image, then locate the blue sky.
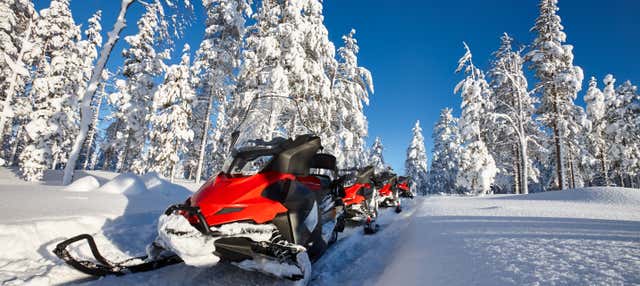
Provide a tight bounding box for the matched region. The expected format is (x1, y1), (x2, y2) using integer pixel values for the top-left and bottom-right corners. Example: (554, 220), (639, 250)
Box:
(35, 0), (640, 173)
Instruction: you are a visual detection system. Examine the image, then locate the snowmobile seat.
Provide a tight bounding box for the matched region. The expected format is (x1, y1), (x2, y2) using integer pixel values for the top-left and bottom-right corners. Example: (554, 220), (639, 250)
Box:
(310, 153), (337, 174)
(355, 166), (375, 185)
(264, 135), (321, 176)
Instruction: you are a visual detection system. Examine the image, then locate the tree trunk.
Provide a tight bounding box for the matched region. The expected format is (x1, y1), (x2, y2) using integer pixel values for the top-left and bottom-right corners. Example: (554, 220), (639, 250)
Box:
(63, 0), (135, 185)
(569, 157), (576, 189)
(553, 121), (564, 190)
(519, 136), (529, 195)
(599, 149), (608, 186)
(195, 93), (214, 184)
(9, 126), (23, 166)
(82, 82), (106, 170)
(513, 144), (520, 194)
(618, 171), (624, 188)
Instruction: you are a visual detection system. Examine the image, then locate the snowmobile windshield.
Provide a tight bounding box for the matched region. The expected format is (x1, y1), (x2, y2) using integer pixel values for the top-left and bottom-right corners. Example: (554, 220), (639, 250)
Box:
(223, 96), (311, 176)
(223, 154), (274, 176)
(232, 96), (310, 154)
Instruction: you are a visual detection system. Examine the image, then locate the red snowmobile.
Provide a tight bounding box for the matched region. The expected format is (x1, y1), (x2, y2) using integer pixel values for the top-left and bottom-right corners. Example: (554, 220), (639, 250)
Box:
(397, 176), (414, 198)
(54, 96), (346, 282)
(341, 166), (379, 234)
(374, 169), (402, 213)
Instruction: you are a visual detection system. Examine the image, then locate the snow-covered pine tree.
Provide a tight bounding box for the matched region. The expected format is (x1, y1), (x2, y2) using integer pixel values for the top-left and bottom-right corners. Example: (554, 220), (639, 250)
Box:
(147, 45), (195, 181)
(429, 108), (462, 194)
(333, 29), (374, 169)
(488, 33), (541, 194)
(606, 80), (640, 187)
(19, 0), (83, 180)
(230, 0), (285, 142)
(108, 2), (167, 174)
(0, 0), (36, 146)
(526, 0), (584, 190)
(583, 76), (608, 185)
(454, 43), (497, 195)
(233, 0), (337, 156)
(297, 0), (337, 152)
(405, 121), (428, 195)
(190, 0), (251, 183)
(369, 137), (386, 173)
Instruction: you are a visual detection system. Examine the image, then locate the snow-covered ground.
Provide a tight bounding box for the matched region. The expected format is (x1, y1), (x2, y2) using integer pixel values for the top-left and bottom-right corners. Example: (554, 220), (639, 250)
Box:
(0, 167), (638, 285)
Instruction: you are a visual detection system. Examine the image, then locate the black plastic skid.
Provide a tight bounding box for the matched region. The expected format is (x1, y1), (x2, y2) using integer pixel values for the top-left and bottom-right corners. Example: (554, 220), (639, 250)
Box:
(53, 234), (182, 277)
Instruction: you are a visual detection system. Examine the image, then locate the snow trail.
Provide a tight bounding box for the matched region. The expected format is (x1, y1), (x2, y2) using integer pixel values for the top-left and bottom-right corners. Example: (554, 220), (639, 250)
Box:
(0, 168), (638, 286)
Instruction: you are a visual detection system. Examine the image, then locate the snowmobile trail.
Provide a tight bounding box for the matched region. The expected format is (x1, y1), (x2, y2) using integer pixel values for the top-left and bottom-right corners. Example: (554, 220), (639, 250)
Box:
(71, 200), (417, 286)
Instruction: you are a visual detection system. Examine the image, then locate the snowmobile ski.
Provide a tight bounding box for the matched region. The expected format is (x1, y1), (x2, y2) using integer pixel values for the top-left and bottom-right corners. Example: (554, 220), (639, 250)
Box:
(53, 234), (183, 277)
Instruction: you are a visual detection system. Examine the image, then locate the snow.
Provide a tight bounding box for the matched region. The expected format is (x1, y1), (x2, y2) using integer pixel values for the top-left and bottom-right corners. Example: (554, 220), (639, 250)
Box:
(155, 214), (219, 267)
(1, 167), (638, 285)
(63, 175), (100, 192)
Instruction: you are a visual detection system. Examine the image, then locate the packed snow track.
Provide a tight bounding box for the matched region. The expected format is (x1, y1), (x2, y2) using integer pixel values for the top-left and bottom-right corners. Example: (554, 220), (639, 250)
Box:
(0, 169), (638, 285)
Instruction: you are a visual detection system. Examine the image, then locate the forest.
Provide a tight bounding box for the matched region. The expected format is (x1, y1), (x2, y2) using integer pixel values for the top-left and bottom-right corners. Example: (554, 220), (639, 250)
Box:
(0, 0), (638, 196)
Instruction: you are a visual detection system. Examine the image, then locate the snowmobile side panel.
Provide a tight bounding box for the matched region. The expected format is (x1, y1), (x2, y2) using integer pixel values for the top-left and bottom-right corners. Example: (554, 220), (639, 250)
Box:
(342, 183), (369, 206)
(282, 180), (319, 246)
(190, 172), (292, 226)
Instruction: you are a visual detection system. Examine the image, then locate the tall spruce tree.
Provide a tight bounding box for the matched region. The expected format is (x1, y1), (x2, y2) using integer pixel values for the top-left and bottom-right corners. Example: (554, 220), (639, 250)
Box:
(526, 0), (584, 190)
(147, 45), (195, 181)
(429, 108), (462, 194)
(190, 0), (251, 183)
(405, 121), (428, 195)
(455, 43), (497, 195)
(489, 33), (541, 194)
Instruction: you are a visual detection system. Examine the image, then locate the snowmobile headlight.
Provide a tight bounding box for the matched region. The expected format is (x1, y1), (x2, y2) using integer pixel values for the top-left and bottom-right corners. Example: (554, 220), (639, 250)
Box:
(215, 207), (245, 215)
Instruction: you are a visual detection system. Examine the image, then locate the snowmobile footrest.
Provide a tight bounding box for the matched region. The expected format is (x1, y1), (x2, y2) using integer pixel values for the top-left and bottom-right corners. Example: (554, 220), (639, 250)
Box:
(53, 234), (183, 277)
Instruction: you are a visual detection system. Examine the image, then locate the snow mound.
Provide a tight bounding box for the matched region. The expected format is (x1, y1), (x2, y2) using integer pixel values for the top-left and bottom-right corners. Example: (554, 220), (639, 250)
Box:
(496, 187), (640, 205)
(96, 173), (147, 195)
(63, 175), (101, 192)
(141, 172), (179, 196)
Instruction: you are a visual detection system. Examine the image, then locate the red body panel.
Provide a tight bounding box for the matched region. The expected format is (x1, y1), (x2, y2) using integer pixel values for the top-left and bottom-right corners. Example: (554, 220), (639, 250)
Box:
(397, 182), (410, 192)
(342, 183), (369, 206)
(189, 172), (293, 226)
(378, 183), (393, 197)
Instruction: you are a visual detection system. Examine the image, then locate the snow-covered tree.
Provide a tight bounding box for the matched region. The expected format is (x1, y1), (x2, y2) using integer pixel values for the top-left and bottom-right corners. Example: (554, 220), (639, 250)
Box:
(526, 0), (584, 190)
(488, 33), (541, 194)
(19, 0), (83, 180)
(333, 29), (374, 169)
(583, 76), (608, 185)
(429, 108), (461, 194)
(108, 2), (168, 174)
(233, 0), (337, 155)
(147, 45), (195, 181)
(369, 137), (386, 173)
(82, 69), (110, 170)
(62, 0), (193, 184)
(606, 80), (640, 187)
(0, 0), (36, 144)
(405, 121), (428, 195)
(190, 0), (251, 183)
(454, 43), (497, 195)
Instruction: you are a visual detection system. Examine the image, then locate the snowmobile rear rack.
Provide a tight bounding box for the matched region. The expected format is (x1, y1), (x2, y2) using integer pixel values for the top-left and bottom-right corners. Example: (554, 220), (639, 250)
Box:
(53, 234), (183, 277)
